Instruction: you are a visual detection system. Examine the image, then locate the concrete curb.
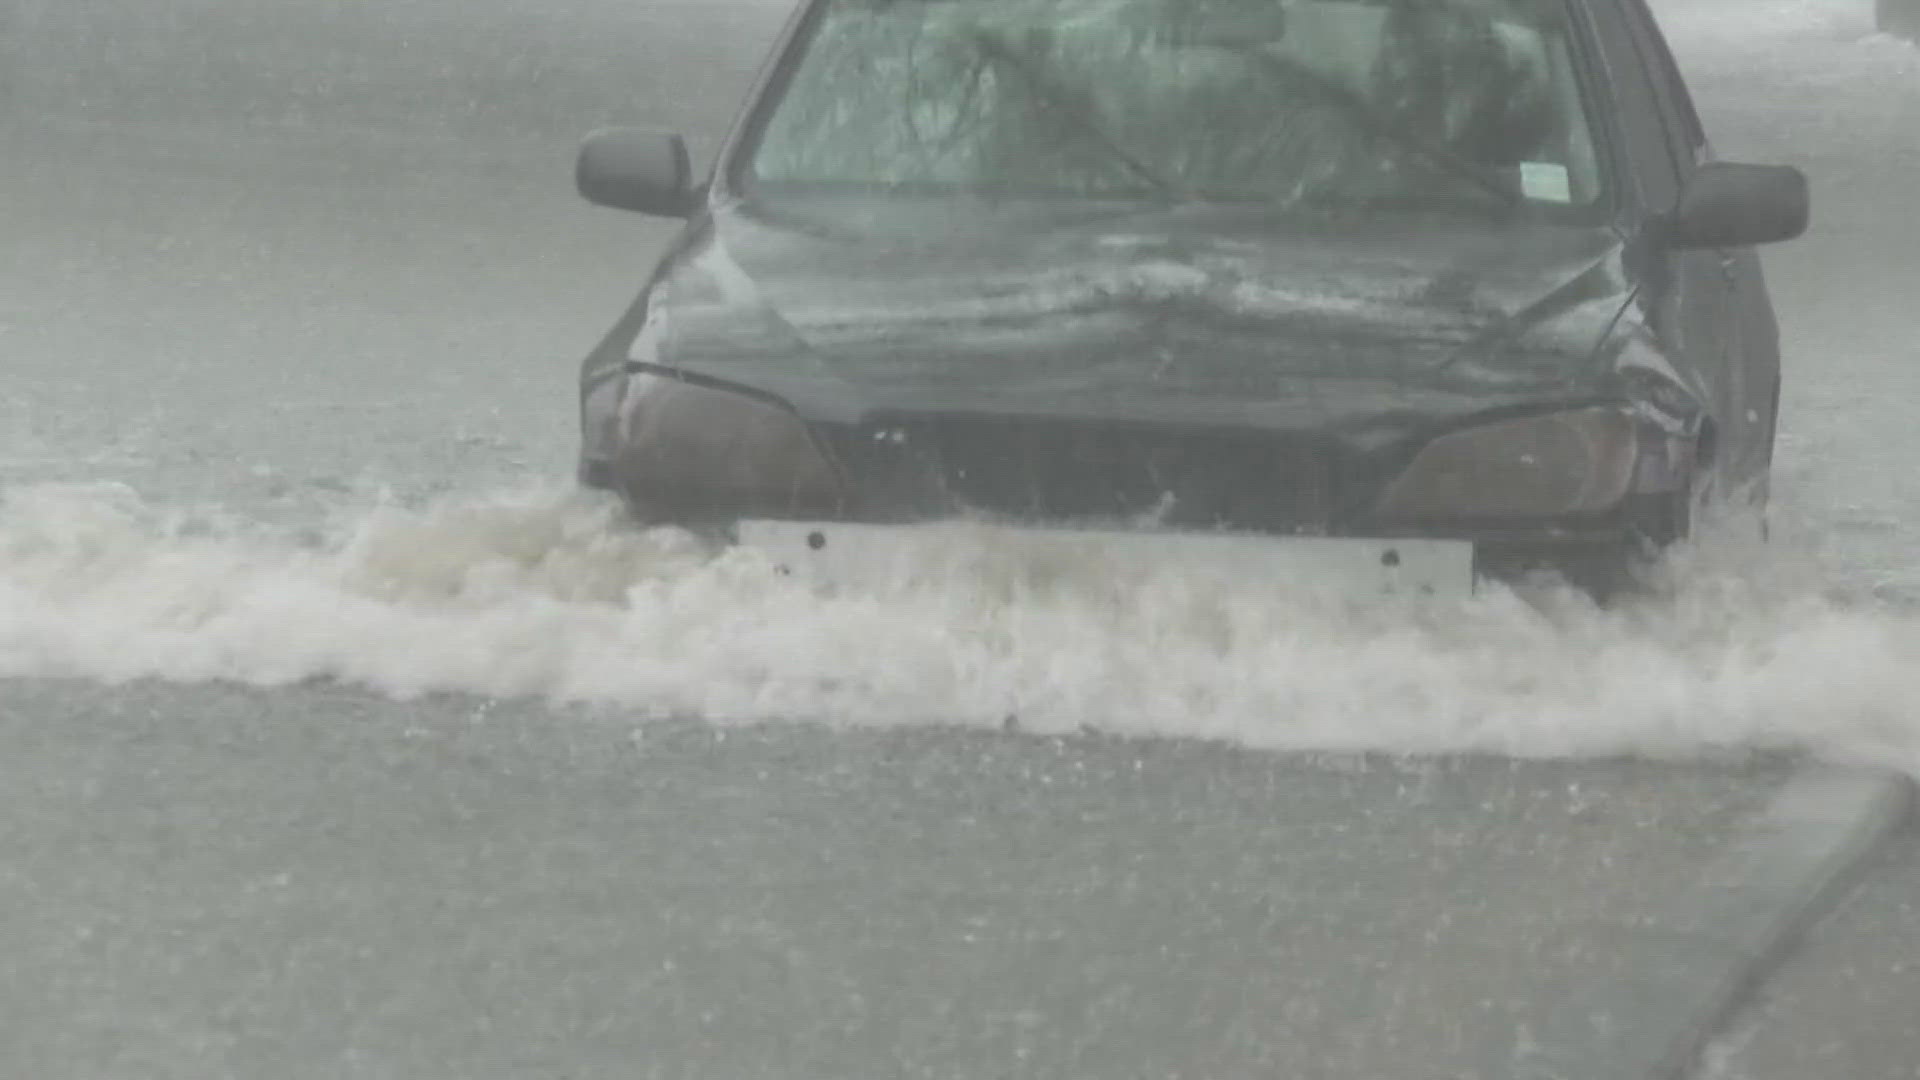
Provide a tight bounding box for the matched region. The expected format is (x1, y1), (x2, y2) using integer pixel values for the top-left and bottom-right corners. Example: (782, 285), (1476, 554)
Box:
(1519, 765), (1913, 1080)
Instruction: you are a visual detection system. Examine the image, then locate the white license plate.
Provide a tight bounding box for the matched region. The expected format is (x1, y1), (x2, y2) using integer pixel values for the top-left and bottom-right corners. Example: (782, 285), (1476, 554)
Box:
(736, 520), (1475, 600)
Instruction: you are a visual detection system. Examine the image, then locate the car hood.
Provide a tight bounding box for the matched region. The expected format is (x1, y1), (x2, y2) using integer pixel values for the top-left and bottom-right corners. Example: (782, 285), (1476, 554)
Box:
(643, 196), (1642, 438)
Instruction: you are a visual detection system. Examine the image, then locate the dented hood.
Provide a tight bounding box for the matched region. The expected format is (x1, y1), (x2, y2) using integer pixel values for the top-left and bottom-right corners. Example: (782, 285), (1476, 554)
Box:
(644, 195), (1641, 435)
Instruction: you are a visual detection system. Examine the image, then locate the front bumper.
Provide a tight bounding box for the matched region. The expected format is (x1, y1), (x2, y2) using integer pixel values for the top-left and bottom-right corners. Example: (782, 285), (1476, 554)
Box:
(581, 367), (1693, 593)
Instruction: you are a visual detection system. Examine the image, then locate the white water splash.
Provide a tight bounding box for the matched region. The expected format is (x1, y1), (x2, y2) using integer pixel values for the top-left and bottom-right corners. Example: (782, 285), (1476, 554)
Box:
(2, 481), (1916, 774)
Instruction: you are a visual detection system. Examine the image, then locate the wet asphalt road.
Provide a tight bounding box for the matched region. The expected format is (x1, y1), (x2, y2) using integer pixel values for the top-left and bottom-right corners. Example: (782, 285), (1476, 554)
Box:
(0, 677), (1807, 1079)
(3, 1), (1920, 1077)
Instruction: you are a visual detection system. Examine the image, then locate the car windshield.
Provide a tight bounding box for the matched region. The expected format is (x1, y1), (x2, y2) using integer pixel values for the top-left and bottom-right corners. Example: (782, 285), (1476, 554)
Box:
(748, 0), (1605, 213)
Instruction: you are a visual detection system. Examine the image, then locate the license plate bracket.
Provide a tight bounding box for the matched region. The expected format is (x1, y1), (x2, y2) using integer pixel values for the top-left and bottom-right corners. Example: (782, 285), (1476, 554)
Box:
(736, 520), (1475, 599)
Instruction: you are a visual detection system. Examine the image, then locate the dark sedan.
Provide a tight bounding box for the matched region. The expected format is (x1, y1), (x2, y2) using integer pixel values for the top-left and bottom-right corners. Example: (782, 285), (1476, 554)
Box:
(572, 0), (1808, 595)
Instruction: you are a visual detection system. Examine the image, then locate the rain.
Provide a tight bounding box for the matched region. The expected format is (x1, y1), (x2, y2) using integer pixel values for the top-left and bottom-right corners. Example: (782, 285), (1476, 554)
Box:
(2, 1), (1918, 1076)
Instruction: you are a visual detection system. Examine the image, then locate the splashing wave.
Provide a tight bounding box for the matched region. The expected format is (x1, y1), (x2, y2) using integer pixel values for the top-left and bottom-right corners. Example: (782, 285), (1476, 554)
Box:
(2, 481), (1915, 773)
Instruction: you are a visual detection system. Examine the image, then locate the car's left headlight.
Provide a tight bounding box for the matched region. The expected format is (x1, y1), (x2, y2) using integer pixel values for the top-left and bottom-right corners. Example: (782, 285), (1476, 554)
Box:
(1372, 407), (1643, 524)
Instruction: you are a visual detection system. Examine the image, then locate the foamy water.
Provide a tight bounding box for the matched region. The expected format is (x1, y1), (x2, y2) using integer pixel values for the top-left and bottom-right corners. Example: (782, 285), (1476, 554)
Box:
(3, 481), (1916, 774)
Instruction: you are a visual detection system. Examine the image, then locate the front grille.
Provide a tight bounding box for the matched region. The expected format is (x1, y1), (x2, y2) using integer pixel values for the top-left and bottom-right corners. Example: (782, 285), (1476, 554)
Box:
(824, 414), (1337, 534)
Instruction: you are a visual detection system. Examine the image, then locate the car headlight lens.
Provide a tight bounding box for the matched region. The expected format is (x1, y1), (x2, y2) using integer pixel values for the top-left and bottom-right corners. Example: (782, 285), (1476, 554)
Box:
(616, 370), (845, 518)
(1373, 407), (1640, 523)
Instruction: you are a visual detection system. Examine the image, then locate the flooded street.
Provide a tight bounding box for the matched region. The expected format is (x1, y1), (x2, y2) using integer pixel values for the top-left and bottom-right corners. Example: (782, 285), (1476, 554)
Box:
(3, 1), (1920, 1076)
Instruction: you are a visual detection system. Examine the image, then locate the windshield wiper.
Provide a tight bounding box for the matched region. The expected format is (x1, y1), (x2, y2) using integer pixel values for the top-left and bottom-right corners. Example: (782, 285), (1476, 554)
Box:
(964, 30), (1190, 202)
(1207, 42), (1525, 208)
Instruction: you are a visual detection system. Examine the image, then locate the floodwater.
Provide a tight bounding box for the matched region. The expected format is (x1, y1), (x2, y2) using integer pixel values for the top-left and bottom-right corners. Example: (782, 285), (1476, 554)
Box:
(2, 1), (1918, 1077)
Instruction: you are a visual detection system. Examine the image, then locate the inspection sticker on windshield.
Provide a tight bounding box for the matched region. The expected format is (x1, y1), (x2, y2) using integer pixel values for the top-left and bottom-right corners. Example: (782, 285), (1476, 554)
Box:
(1520, 161), (1573, 203)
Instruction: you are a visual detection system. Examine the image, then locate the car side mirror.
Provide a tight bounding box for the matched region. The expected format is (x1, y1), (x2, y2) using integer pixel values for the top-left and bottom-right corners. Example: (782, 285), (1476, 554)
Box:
(1662, 162), (1809, 250)
(576, 128), (696, 217)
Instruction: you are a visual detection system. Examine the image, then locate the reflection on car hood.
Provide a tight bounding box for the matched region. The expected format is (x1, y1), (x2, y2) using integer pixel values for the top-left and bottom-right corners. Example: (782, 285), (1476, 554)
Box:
(647, 197), (1638, 435)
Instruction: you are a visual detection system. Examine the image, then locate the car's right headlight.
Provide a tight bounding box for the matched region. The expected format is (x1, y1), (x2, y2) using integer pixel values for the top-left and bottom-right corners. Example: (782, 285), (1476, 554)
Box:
(1371, 407), (1642, 524)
